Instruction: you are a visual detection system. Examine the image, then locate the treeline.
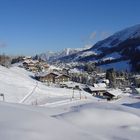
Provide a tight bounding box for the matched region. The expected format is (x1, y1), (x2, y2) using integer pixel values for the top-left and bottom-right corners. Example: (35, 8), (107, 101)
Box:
(0, 54), (11, 67)
(0, 54), (25, 68)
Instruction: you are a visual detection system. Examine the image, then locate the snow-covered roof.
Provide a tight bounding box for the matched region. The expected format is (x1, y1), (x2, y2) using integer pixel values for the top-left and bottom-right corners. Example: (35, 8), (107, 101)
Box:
(135, 88), (140, 94)
(93, 83), (106, 88)
(60, 82), (85, 89)
(35, 72), (59, 77)
(88, 85), (107, 91)
(55, 74), (70, 79)
(23, 60), (39, 64)
(49, 65), (61, 70)
(132, 75), (140, 79)
(106, 89), (123, 97)
(96, 73), (106, 76)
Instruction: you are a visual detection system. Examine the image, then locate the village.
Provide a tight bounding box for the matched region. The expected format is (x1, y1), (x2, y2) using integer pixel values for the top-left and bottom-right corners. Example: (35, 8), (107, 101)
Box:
(16, 56), (140, 101)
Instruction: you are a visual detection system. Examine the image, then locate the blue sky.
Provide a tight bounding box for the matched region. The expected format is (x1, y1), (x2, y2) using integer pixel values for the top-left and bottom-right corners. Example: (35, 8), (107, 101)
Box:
(0, 0), (140, 55)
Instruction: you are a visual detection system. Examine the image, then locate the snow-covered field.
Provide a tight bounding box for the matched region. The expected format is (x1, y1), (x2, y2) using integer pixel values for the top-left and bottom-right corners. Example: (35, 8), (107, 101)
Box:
(0, 65), (140, 140)
(0, 65), (91, 104)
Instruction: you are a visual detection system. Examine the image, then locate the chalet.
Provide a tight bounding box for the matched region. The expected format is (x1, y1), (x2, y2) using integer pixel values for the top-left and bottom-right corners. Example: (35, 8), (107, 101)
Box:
(22, 57), (49, 73)
(35, 72), (70, 84)
(83, 85), (107, 96)
(36, 72), (58, 83)
(39, 62), (49, 71)
(22, 60), (41, 73)
(22, 56), (32, 61)
(23, 60), (39, 67)
(55, 74), (70, 84)
(103, 89), (122, 100)
(84, 85), (122, 100)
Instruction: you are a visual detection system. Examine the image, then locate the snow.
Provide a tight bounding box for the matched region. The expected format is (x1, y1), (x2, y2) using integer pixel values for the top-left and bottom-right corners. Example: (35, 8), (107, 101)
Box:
(88, 85), (106, 91)
(114, 24), (140, 41)
(100, 52), (122, 61)
(39, 47), (87, 62)
(95, 24), (140, 49)
(1, 99), (140, 140)
(0, 65), (92, 104)
(78, 51), (97, 57)
(0, 65), (140, 140)
(135, 88), (140, 94)
(0, 102), (94, 140)
(48, 65), (61, 70)
(56, 103), (140, 139)
(107, 88), (123, 97)
(69, 68), (81, 73)
(93, 83), (107, 88)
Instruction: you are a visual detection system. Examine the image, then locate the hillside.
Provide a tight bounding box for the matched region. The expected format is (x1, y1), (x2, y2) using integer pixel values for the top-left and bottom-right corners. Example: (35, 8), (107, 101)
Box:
(46, 24), (140, 71)
(0, 98), (140, 140)
(0, 65), (91, 104)
(0, 65), (140, 140)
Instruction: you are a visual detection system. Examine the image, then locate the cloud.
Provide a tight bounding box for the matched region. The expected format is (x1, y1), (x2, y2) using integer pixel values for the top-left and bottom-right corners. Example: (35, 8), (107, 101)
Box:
(84, 44), (93, 49)
(81, 31), (111, 49)
(89, 32), (97, 40)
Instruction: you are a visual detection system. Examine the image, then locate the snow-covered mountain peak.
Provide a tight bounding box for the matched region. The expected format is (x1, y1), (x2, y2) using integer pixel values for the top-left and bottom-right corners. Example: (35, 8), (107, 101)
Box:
(93, 24), (140, 50)
(115, 24), (140, 39)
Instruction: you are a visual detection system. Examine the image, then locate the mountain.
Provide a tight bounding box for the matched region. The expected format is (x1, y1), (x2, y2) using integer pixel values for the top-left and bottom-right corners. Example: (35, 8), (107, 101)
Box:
(57, 24), (140, 72)
(37, 48), (87, 62)
(36, 24), (140, 71)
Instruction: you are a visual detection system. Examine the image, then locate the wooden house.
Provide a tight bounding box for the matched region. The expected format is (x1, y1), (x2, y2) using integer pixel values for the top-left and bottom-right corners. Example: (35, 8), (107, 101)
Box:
(23, 60), (40, 72)
(35, 72), (70, 84)
(84, 85), (122, 100)
(83, 85), (107, 96)
(37, 72), (58, 83)
(39, 62), (49, 71)
(55, 74), (70, 84)
(103, 89), (122, 100)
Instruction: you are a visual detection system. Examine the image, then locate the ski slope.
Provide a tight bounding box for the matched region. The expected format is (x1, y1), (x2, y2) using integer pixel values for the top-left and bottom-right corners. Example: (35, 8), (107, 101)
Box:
(0, 65), (140, 140)
(0, 65), (93, 105)
(0, 100), (140, 140)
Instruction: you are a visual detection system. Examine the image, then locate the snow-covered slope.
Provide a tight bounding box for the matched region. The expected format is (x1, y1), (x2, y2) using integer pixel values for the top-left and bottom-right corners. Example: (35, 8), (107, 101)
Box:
(0, 99), (140, 140)
(0, 65), (92, 104)
(0, 102), (94, 140)
(92, 24), (140, 50)
(0, 65), (140, 140)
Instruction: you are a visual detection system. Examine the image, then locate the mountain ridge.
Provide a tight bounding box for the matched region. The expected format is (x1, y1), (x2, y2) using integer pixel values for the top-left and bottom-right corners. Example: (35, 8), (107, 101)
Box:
(37, 24), (140, 71)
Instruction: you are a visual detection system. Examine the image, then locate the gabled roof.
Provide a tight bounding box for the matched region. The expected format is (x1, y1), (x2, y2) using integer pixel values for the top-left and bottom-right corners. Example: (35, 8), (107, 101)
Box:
(106, 89), (123, 97)
(93, 83), (106, 88)
(35, 72), (59, 77)
(55, 74), (70, 79)
(87, 85), (107, 92)
(23, 60), (39, 64)
(135, 88), (140, 94)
